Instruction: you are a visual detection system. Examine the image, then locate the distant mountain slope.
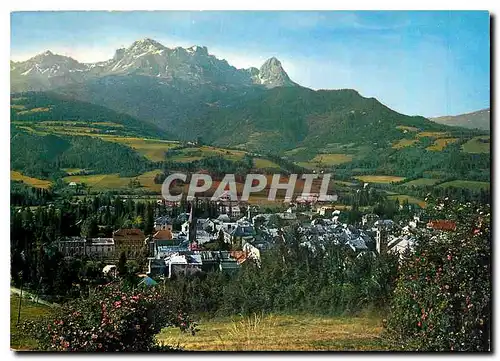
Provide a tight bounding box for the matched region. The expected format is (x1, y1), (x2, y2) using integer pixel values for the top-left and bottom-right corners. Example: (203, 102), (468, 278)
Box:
(184, 87), (455, 153)
(430, 108), (490, 131)
(51, 78), (464, 155)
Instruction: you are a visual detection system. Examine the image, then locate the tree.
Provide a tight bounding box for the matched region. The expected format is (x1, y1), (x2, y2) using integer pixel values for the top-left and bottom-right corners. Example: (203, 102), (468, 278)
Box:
(216, 229), (230, 251)
(21, 283), (197, 351)
(143, 203), (154, 235)
(126, 260), (140, 275)
(80, 217), (98, 238)
(128, 178), (141, 188)
(117, 252), (128, 277)
(386, 198), (491, 351)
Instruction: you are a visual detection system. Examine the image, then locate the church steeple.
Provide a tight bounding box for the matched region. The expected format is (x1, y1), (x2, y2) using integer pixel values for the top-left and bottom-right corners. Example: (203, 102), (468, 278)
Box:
(188, 201), (197, 248)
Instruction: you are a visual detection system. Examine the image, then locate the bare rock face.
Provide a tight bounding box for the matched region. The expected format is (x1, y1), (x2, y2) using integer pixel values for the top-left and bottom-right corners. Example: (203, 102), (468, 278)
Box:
(256, 57), (296, 88)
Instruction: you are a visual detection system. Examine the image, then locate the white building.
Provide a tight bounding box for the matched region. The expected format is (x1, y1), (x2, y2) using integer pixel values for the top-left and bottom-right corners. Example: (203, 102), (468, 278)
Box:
(87, 238), (115, 259)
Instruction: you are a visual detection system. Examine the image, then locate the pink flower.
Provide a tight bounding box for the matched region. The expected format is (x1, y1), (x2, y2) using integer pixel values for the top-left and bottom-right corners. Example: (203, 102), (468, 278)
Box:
(417, 321), (422, 327)
(447, 254), (452, 261)
(114, 301), (121, 308)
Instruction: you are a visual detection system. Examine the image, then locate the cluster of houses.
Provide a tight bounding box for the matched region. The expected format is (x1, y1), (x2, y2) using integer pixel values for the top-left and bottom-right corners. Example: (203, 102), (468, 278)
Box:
(56, 208), (264, 279)
(56, 196), (457, 279)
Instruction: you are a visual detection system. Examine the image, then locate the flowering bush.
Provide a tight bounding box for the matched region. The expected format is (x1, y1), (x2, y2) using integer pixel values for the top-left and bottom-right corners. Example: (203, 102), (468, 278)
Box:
(22, 282), (197, 351)
(386, 199), (490, 351)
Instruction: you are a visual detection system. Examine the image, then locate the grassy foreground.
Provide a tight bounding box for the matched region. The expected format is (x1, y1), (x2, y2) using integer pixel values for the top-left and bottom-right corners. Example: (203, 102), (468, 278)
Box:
(10, 293), (393, 351)
(158, 313), (393, 351)
(10, 294), (52, 350)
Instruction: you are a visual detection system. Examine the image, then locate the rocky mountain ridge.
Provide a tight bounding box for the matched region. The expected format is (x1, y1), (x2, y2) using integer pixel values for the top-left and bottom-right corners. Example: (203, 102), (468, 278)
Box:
(11, 38), (296, 91)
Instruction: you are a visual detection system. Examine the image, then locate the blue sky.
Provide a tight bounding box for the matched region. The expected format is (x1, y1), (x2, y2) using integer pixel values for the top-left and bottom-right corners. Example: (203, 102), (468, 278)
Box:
(11, 11), (490, 117)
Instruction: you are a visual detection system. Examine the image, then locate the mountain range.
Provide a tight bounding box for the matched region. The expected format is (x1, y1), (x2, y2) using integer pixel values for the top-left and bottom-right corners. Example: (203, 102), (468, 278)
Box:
(11, 38), (296, 92)
(10, 38), (487, 156)
(430, 108), (490, 131)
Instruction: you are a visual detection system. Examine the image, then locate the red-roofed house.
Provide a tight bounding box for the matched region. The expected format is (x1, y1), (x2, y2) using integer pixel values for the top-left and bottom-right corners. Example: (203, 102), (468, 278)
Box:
(427, 220), (457, 231)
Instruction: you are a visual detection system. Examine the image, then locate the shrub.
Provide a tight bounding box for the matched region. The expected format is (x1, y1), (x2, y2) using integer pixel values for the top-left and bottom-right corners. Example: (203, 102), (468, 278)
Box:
(22, 282), (197, 351)
(386, 199), (490, 351)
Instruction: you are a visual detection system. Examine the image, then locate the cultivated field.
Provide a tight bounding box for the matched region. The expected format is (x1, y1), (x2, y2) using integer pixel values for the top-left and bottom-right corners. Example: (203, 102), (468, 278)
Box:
(253, 158), (281, 170)
(104, 137), (178, 161)
(63, 169), (163, 192)
(461, 136), (490, 154)
(402, 178), (442, 187)
(392, 130), (457, 150)
(395, 125), (419, 132)
(437, 180), (490, 191)
(387, 194), (427, 208)
(11, 171), (52, 189)
(158, 313), (392, 351)
(13, 121), (180, 161)
(310, 153), (354, 165)
(355, 175), (406, 184)
(284, 147), (307, 156)
(297, 154), (354, 170)
(167, 146), (247, 163)
(416, 131), (450, 138)
(426, 138), (459, 151)
(392, 139), (418, 149)
(61, 168), (86, 175)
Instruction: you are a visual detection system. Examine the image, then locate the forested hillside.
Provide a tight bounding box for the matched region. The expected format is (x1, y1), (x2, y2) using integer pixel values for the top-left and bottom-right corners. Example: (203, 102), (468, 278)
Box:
(11, 92), (170, 139)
